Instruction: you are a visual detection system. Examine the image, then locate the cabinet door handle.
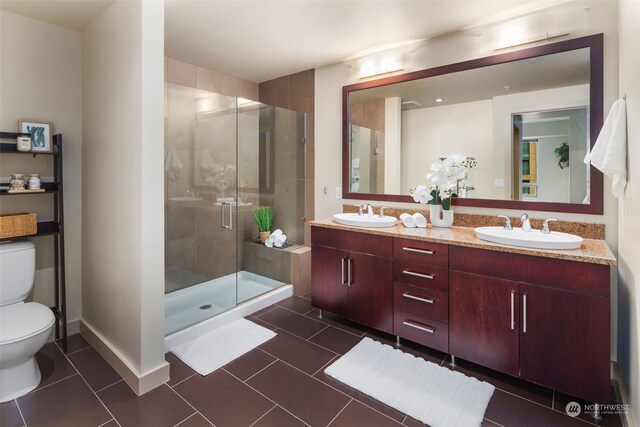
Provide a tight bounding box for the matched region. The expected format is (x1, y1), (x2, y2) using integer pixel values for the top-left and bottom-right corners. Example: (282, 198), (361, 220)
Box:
(523, 292), (527, 334)
(402, 270), (434, 280)
(402, 247), (434, 255)
(402, 292), (434, 304)
(403, 320), (435, 334)
(341, 257), (346, 285)
(347, 258), (352, 286)
(510, 290), (515, 331)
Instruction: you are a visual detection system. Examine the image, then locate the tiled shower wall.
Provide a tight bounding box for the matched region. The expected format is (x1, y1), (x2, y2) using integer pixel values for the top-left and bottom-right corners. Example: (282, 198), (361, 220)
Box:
(259, 70), (315, 244)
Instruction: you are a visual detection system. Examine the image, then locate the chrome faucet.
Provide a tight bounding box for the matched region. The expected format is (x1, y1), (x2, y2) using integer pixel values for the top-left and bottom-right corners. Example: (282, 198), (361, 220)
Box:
(497, 215), (513, 230)
(541, 218), (558, 234)
(356, 204), (372, 216)
(520, 213), (532, 232)
(379, 207), (388, 218)
(364, 203), (373, 217)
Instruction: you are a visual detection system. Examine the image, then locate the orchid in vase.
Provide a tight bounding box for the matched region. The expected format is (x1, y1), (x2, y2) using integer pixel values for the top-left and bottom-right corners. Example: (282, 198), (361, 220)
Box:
(410, 155), (477, 227)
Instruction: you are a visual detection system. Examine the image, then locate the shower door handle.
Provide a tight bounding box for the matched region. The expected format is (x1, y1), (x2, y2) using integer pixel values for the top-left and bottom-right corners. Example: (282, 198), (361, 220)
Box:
(221, 202), (232, 230)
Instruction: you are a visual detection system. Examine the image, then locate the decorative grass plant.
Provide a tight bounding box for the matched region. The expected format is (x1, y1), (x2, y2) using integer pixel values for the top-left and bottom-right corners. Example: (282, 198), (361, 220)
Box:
(252, 206), (274, 232)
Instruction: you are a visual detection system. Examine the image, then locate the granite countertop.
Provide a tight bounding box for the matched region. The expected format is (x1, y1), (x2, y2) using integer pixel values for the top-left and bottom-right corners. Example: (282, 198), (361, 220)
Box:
(309, 218), (616, 266)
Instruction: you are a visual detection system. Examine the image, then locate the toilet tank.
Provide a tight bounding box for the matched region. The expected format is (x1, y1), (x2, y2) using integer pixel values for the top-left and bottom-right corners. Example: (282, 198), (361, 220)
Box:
(0, 240), (36, 306)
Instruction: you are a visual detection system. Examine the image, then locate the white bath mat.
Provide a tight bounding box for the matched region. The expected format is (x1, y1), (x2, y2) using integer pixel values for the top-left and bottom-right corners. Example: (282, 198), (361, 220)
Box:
(171, 318), (276, 376)
(325, 338), (495, 427)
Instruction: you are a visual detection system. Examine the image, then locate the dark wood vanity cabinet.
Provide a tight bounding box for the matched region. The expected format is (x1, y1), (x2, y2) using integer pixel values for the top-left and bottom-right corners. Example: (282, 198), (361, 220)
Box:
(310, 225), (612, 404)
(311, 227), (393, 333)
(449, 246), (611, 404)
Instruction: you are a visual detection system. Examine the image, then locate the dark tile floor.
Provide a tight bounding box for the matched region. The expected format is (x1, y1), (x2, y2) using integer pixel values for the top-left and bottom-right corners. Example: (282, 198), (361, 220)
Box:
(0, 294), (625, 427)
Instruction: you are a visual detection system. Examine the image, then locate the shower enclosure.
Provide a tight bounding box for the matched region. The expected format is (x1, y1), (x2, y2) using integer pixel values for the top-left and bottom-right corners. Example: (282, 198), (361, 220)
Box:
(164, 83), (306, 335)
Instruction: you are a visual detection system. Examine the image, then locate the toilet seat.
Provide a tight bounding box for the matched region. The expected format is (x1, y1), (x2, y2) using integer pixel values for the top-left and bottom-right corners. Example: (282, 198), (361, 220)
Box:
(0, 302), (55, 345)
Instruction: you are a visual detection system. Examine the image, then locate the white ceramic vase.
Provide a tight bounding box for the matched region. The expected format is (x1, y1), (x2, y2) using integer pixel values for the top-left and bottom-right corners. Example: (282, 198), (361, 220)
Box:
(429, 205), (454, 228)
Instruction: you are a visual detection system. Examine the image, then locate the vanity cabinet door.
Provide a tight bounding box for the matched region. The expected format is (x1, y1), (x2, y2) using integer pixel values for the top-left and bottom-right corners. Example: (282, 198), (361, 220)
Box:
(348, 251), (393, 334)
(519, 284), (610, 403)
(450, 271), (520, 376)
(311, 245), (349, 318)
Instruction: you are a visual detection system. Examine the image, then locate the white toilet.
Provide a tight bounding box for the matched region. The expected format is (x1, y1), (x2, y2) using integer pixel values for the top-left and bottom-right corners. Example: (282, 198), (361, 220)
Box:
(0, 240), (55, 403)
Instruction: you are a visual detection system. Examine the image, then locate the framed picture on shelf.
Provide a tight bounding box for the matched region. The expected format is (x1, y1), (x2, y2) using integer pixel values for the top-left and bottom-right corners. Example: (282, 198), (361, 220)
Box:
(19, 120), (52, 152)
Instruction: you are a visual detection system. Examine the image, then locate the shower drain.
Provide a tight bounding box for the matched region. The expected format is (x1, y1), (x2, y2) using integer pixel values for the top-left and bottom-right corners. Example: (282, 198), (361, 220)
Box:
(199, 304), (212, 310)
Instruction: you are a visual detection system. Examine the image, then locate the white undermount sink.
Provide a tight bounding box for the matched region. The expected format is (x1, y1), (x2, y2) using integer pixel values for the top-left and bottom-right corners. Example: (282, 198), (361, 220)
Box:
(474, 226), (583, 250)
(333, 212), (397, 228)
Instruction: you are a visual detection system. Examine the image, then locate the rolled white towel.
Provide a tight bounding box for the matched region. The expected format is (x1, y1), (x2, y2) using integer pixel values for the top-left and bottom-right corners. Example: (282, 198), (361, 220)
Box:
(413, 213), (427, 228)
(274, 234), (287, 248)
(265, 239), (274, 248)
(271, 229), (283, 237)
(400, 213), (416, 228)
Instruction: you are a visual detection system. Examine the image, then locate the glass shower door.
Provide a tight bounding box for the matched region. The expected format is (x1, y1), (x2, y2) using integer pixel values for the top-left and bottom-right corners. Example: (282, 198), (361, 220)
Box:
(164, 86), (239, 335)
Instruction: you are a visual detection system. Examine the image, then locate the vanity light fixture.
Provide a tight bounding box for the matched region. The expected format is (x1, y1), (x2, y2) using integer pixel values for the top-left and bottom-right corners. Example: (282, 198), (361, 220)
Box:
(494, 30), (570, 51)
(357, 51), (404, 79)
(435, 98), (443, 103)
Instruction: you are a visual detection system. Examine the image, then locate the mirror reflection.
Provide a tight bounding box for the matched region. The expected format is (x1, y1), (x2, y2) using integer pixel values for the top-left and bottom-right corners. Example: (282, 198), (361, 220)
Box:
(347, 48), (590, 204)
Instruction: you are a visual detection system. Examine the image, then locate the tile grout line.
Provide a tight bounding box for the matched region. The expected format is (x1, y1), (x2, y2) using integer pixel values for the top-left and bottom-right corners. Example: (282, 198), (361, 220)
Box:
(94, 379), (125, 394)
(55, 344), (122, 427)
(483, 417), (506, 427)
(97, 419), (116, 427)
(14, 399), (27, 427)
(169, 373), (197, 389)
(172, 412), (199, 427)
(222, 368), (312, 427)
(247, 404), (278, 427)
(401, 415), (407, 424)
(166, 384), (216, 427)
(60, 344), (92, 356)
(244, 359), (279, 383)
(305, 324), (330, 341)
(325, 398), (353, 427)
(25, 372), (79, 395)
(312, 354), (339, 377)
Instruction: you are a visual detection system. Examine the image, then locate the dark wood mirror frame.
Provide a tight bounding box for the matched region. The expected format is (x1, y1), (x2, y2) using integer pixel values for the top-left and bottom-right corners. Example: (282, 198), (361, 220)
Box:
(342, 33), (604, 215)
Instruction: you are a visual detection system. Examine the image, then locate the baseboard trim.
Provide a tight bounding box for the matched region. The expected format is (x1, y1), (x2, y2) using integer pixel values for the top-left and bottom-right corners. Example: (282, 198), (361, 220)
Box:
(80, 320), (169, 396)
(612, 362), (636, 427)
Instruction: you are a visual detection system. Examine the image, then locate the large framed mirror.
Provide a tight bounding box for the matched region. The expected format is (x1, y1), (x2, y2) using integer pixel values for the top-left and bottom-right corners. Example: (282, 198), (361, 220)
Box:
(342, 34), (603, 214)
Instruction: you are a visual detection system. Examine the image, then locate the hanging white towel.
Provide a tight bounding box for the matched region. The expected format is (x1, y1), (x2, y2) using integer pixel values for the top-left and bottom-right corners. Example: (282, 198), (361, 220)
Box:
(165, 145), (183, 179)
(201, 148), (216, 171)
(584, 99), (627, 197)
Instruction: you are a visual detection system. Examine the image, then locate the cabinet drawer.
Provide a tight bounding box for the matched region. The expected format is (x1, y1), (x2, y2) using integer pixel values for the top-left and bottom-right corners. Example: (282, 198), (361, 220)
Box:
(393, 239), (448, 268)
(312, 226), (392, 258)
(394, 283), (448, 323)
(394, 260), (448, 292)
(394, 311), (449, 353)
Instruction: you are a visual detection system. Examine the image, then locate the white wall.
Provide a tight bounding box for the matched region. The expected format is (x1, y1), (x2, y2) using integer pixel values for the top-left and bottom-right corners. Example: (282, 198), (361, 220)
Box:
(82, 0), (167, 393)
(617, 1), (640, 425)
(0, 11), (83, 329)
(401, 100), (493, 197)
(315, 0), (620, 359)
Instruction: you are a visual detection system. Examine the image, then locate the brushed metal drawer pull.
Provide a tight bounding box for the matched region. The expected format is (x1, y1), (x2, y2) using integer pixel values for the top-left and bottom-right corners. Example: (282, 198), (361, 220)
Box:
(403, 321), (435, 334)
(402, 247), (434, 255)
(523, 293), (528, 334)
(510, 290), (515, 331)
(402, 292), (434, 304)
(402, 270), (434, 280)
(341, 257), (347, 285)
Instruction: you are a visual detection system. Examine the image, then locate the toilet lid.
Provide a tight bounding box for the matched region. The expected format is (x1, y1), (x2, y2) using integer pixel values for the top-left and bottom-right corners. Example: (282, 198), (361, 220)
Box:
(0, 302), (55, 345)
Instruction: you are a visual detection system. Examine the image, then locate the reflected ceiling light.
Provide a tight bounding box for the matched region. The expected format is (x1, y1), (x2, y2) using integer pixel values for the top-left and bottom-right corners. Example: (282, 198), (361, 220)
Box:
(435, 98), (443, 103)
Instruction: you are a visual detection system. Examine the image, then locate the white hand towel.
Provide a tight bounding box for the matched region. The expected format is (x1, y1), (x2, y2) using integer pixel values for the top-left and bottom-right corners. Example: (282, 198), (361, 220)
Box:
(402, 214), (416, 228)
(165, 145), (183, 179)
(584, 99), (627, 197)
(413, 213), (427, 228)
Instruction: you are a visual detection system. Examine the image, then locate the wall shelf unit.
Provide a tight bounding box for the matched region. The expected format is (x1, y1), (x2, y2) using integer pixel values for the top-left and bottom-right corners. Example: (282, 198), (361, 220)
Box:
(0, 131), (67, 352)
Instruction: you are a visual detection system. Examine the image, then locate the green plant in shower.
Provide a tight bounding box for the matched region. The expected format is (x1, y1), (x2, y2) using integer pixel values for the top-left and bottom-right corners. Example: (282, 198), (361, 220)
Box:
(554, 142), (570, 169)
(252, 206), (274, 232)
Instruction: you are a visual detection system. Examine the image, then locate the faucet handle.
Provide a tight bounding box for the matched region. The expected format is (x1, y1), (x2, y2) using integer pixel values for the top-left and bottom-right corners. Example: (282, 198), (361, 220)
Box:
(379, 207), (388, 218)
(541, 218), (558, 234)
(497, 215), (512, 230)
(520, 213), (529, 222)
(356, 204), (365, 216)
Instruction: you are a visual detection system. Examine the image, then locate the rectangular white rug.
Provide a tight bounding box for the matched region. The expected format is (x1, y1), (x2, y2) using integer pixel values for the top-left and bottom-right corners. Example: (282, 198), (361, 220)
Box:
(325, 338), (495, 427)
(171, 318), (276, 376)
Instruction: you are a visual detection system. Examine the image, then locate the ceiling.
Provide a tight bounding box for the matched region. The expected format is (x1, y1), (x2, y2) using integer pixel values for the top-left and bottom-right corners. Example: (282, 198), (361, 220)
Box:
(1, 0), (572, 83)
(0, 0), (113, 31)
(349, 48), (590, 109)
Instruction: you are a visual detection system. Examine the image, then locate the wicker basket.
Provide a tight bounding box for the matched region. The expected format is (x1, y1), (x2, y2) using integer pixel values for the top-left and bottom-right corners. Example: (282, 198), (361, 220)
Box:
(0, 213), (37, 239)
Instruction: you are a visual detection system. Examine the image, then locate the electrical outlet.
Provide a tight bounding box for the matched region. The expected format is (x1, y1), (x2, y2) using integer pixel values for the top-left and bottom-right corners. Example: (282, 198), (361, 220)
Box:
(336, 187), (342, 199)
